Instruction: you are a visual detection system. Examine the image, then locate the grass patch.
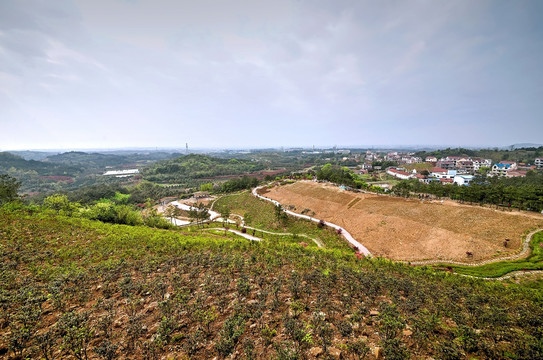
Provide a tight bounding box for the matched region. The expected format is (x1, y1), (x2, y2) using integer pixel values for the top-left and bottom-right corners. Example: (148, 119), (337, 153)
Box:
(213, 192), (351, 250)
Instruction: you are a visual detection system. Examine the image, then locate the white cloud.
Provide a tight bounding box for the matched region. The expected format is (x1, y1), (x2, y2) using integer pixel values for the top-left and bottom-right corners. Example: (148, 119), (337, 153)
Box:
(0, 0), (542, 150)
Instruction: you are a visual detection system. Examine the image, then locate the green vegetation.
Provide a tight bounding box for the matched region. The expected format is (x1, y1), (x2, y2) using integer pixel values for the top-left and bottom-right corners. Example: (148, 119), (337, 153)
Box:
(143, 154), (265, 184)
(1, 205), (543, 359)
(1, 150), (179, 194)
(0, 151), (82, 176)
(0, 174), (21, 205)
(316, 164), (367, 189)
(446, 231), (543, 278)
(38, 193), (173, 229)
(219, 176), (260, 193)
(215, 191), (360, 251)
(392, 172), (543, 212)
(416, 146), (543, 164)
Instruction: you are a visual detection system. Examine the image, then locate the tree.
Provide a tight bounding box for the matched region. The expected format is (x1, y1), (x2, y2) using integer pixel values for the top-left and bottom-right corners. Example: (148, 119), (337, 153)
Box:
(43, 194), (76, 214)
(164, 204), (181, 224)
(200, 183), (213, 192)
(189, 202), (210, 227)
(0, 174), (21, 205)
(188, 207), (199, 226)
(274, 204), (288, 225)
(218, 205), (231, 226)
(196, 202), (210, 226)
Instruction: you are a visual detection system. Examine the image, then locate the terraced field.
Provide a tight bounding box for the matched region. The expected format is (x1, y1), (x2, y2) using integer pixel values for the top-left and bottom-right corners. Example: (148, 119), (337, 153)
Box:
(263, 181), (543, 262)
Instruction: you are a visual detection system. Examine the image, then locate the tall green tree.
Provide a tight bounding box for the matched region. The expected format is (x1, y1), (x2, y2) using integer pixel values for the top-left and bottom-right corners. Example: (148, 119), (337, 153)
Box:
(0, 174), (21, 205)
(218, 205), (231, 226)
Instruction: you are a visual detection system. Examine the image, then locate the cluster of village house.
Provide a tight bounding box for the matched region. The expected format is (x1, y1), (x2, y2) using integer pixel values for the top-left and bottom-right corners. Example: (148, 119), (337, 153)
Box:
(382, 154), (543, 186)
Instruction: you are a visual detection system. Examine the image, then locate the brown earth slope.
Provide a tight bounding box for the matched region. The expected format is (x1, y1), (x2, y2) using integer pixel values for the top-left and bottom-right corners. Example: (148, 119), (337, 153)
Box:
(263, 181), (543, 262)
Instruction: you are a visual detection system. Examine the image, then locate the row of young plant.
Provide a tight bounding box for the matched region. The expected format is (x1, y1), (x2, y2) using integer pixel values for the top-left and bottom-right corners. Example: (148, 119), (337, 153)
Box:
(2, 208), (543, 359)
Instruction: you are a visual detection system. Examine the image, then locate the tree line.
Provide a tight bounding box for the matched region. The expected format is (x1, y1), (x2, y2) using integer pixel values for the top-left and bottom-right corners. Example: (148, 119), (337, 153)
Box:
(316, 164), (367, 189)
(392, 172), (543, 212)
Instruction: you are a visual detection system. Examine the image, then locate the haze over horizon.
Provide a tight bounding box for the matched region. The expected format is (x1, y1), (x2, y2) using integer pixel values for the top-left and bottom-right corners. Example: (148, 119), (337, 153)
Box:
(1, 0), (542, 150)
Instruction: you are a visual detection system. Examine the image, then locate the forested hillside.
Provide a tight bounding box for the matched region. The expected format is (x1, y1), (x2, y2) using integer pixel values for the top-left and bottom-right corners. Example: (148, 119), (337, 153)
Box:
(45, 151), (179, 168)
(142, 154), (266, 183)
(0, 152), (82, 176)
(0, 151), (179, 194)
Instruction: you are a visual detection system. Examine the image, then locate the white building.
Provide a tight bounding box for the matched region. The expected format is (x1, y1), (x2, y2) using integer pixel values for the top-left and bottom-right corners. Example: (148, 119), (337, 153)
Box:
(431, 168), (456, 179)
(103, 169), (139, 177)
(386, 168), (413, 180)
(535, 157), (543, 169)
(472, 158), (492, 172)
(453, 175), (474, 186)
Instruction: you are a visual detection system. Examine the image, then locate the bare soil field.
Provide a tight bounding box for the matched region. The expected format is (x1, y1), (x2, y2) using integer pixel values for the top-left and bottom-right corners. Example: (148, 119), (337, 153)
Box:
(262, 181), (543, 262)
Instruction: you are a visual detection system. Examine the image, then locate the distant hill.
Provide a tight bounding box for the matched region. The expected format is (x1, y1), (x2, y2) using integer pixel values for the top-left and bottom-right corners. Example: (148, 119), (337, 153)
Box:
(44, 151), (181, 170)
(9, 150), (59, 161)
(143, 153), (266, 183)
(0, 151), (81, 175)
(509, 143), (543, 149)
(44, 151), (129, 168)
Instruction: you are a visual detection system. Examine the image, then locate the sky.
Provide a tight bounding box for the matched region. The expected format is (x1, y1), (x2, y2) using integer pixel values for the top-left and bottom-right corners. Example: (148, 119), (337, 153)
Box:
(1, 0), (542, 151)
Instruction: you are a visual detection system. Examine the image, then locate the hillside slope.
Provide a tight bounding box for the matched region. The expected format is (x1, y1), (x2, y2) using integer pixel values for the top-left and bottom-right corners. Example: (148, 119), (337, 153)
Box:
(1, 208), (542, 359)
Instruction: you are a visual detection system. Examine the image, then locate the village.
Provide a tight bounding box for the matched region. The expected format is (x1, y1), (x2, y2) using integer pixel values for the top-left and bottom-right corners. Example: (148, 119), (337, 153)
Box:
(333, 150), (543, 186)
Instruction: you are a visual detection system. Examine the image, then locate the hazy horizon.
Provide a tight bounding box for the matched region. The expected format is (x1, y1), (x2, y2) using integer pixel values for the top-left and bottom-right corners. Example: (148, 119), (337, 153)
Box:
(4, 142), (542, 153)
(2, 0), (543, 150)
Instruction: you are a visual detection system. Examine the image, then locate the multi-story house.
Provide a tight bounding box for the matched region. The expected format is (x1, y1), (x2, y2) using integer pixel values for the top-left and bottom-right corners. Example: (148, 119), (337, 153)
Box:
(436, 160), (455, 170)
(491, 163), (512, 176)
(499, 161), (517, 170)
(456, 160), (474, 174)
(444, 156), (470, 167)
(471, 158), (492, 172)
(425, 156), (437, 163)
(535, 157), (543, 169)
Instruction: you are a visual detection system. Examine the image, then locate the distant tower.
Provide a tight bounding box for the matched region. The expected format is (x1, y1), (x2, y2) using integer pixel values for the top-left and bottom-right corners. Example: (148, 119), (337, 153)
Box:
(186, 143), (188, 154)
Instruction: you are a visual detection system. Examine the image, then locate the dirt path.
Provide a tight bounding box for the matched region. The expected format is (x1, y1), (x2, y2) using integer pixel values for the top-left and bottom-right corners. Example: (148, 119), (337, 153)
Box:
(252, 185), (372, 255)
(202, 228), (262, 241)
(459, 270), (543, 281)
(408, 227), (543, 266)
(262, 181), (542, 262)
(209, 203), (325, 248)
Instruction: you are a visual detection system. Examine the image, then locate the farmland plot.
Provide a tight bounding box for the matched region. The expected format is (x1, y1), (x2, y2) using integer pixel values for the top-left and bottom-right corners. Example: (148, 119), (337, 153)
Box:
(263, 181), (543, 262)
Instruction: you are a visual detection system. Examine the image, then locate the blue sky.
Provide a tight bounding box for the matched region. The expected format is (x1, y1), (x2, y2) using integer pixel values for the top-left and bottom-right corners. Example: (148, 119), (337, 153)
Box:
(1, 0), (542, 150)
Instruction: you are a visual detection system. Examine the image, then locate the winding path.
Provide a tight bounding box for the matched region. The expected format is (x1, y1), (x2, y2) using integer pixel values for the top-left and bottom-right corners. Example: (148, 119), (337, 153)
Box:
(251, 182), (543, 280)
(167, 185), (542, 280)
(407, 227), (542, 267)
(252, 185), (372, 256)
(201, 228), (261, 241)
